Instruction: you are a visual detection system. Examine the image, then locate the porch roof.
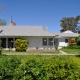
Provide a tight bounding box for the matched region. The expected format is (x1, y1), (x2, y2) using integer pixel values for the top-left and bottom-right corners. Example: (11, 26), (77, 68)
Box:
(0, 26), (54, 37)
(52, 31), (79, 38)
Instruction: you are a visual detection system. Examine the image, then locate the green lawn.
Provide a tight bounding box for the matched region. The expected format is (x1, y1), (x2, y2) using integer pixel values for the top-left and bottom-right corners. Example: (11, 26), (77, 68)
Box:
(1, 50), (60, 55)
(61, 48), (80, 54)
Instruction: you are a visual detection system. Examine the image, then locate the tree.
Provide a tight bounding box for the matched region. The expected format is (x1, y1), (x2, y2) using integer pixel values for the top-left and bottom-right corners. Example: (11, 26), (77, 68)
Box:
(75, 16), (80, 33)
(60, 16), (80, 32)
(0, 19), (6, 26)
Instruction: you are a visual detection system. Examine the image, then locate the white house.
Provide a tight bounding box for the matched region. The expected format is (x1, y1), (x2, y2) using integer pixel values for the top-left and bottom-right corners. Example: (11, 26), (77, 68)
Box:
(0, 25), (79, 50)
(54, 30), (79, 49)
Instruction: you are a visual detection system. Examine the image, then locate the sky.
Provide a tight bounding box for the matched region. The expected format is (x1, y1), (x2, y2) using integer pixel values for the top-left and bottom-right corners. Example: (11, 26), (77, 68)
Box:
(0, 0), (80, 32)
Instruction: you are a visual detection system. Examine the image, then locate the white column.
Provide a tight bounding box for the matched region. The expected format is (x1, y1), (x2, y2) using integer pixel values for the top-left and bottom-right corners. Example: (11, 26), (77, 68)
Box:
(6, 38), (8, 50)
(13, 38), (15, 48)
(53, 37), (54, 49)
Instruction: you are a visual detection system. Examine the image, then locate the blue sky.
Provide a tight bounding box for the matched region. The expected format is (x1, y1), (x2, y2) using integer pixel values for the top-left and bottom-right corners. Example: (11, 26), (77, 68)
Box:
(0, 0), (80, 32)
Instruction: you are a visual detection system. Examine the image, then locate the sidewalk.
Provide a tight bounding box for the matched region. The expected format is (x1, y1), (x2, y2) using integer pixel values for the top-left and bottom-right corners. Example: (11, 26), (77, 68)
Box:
(59, 50), (80, 56)
(59, 50), (68, 55)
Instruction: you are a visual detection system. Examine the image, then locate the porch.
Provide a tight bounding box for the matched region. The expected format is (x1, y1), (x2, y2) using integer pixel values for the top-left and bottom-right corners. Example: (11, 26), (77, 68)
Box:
(0, 37), (18, 50)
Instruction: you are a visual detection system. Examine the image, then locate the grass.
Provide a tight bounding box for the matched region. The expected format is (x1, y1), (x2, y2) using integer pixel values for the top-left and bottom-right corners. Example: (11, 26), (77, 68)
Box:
(1, 50), (60, 55)
(61, 48), (80, 54)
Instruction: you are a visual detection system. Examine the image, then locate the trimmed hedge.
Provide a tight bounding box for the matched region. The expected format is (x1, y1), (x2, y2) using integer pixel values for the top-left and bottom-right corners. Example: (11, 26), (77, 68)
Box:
(0, 56), (80, 80)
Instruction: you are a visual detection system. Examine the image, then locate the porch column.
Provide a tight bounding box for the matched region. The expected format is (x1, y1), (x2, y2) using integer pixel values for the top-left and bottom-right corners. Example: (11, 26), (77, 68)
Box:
(53, 37), (54, 49)
(6, 38), (8, 49)
(13, 38), (15, 48)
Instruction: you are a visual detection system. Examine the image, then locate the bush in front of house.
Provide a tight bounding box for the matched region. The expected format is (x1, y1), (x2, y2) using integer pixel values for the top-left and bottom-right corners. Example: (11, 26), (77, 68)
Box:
(15, 39), (28, 52)
(0, 56), (80, 80)
(68, 38), (76, 46)
(62, 45), (80, 49)
(0, 56), (21, 80)
(76, 35), (80, 45)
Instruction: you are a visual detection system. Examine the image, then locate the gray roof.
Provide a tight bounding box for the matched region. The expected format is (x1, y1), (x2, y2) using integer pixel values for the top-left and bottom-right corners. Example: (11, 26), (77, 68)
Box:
(52, 32), (79, 38)
(0, 26), (54, 37)
(0, 26), (79, 37)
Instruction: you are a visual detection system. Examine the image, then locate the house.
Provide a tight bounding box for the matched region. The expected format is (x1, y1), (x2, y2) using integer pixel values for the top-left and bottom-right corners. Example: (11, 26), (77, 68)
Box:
(53, 30), (79, 49)
(0, 17), (78, 51)
(0, 26), (55, 50)
(0, 25), (79, 50)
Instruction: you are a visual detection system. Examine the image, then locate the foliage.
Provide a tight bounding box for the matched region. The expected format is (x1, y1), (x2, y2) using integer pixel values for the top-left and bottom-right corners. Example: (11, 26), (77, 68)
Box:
(0, 56), (80, 79)
(0, 19), (6, 26)
(62, 45), (80, 49)
(60, 16), (80, 32)
(0, 56), (21, 80)
(68, 38), (76, 46)
(76, 35), (80, 45)
(0, 40), (2, 55)
(15, 39), (28, 52)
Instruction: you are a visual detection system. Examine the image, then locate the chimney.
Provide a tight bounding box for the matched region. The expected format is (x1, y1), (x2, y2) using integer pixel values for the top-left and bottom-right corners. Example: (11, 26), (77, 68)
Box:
(10, 16), (12, 23)
(10, 16), (16, 26)
(44, 25), (48, 31)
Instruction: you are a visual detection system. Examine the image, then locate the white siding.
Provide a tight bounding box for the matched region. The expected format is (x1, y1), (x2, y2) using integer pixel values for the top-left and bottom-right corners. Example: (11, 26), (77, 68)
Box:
(58, 38), (69, 49)
(26, 36), (54, 49)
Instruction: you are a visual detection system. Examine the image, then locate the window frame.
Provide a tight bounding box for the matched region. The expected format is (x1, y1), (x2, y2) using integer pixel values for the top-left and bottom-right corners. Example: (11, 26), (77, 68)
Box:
(42, 38), (47, 46)
(65, 39), (68, 43)
(48, 38), (53, 45)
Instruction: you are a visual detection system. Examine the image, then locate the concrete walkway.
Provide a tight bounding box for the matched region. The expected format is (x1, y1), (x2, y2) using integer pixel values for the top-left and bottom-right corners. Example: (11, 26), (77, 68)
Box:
(59, 50), (68, 55)
(59, 50), (80, 56)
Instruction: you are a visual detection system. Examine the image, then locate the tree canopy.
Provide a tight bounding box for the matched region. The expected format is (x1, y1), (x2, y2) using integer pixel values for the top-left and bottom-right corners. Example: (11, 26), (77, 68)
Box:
(0, 19), (6, 26)
(60, 16), (80, 33)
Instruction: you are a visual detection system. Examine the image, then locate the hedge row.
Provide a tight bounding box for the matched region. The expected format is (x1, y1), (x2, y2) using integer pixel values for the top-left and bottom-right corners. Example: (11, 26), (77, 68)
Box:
(62, 45), (80, 49)
(0, 56), (80, 80)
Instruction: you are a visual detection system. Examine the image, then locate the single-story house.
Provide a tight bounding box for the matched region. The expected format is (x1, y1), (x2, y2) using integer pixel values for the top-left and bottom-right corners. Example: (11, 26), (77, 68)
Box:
(0, 26), (79, 50)
(53, 30), (79, 49)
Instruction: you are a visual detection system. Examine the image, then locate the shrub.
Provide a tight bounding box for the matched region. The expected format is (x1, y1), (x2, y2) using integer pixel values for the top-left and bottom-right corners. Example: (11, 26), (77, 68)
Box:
(0, 57), (21, 80)
(0, 56), (80, 80)
(77, 35), (80, 45)
(68, 38), (76, 46)
(15, 39), (28, 52)
(62, 45), (80, 49)
(0, 40), (2, 55)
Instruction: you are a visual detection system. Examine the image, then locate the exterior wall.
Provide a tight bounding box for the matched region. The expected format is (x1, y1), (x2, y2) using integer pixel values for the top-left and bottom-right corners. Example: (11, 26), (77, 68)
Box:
(1, 36), (54, 50)
(58, 38), (69, 49)
(0, 36), (73, 50)
(26, 36), (54, 49)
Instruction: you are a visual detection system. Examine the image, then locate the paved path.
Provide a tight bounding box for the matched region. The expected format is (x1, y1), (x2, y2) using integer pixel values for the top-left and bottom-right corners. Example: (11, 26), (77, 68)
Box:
(59, 50), (80, 56)
(59, 50), (68, 55)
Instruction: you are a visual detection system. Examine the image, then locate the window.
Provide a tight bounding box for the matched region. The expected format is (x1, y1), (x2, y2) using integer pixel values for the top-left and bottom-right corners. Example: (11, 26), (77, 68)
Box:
(48, 38), (53, 45)
(42, 38), (47, 45)
(65, 39), (68, 43)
